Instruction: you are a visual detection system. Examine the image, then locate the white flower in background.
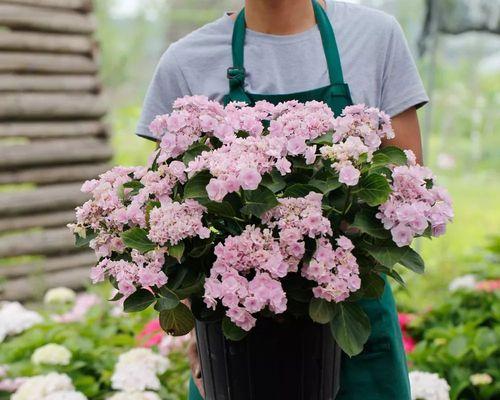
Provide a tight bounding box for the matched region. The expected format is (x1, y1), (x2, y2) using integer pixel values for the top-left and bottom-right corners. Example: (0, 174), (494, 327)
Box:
(470, 373), (493, 386)
(448, 274), (477, 292)
(158, 334), (190, 356)
(44, 391), (88, 400)
(11, 373), (83, 400)
(107, 392), (161, 400)
(44, 287), (77, 305)
(32, 344), (72, 366)
(111, 348), (169, 392)
(409, 371), (450, 400)
(0, 302), (43, 342)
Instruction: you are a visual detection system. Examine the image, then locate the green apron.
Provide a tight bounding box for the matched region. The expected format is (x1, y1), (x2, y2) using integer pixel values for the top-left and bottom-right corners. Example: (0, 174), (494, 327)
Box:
(189, 1), (411, 398)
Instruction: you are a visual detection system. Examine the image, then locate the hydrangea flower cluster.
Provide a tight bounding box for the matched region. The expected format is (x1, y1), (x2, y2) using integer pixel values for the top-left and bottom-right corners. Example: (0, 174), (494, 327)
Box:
(111, 348), (169, 393)
(107, 392), (161, 400)
(43, 287), (77, 305)
(204, 226), (288, 330)
(409, 371), (450, 400)
(262, 192), (333, 271)
(0, 302), (43, 343)
(376, 150), (454, 247)
(150, 95), (226, 161)
(186, 136), (286, 201)
(31, 344), (72, 366)
(148, 199), (210, 245)
(320, 104), (394, 186)
(11, 373), (87, 400)
(90, 250), (168, 296)
(71, 95), (452, 352)
(204, 192), (361, 330)
(302, 236), (361, 302)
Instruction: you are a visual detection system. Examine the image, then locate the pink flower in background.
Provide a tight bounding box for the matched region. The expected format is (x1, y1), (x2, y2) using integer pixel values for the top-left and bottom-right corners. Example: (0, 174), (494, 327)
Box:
(398, 312), (416, 353)
(52, 293), (101, 323)
(475, 279), (500, 292)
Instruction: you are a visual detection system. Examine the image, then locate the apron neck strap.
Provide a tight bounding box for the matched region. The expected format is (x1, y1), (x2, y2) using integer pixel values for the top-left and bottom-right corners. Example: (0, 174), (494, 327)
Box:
(228, 0), (345, 98)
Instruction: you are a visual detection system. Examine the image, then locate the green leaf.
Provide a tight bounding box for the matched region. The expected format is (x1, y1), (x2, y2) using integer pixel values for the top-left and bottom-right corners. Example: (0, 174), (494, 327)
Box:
(362, 273), (386, 299)
(169, 242), (185, 261)
(386, 268), (407, 288)
(159, 303), (195, 336)
(182, 143), (210, 165)
(283, 184), (322, 198)
(121, 228), (156, 253)
(309, 178), (341, 194)
(351, 209), (391, 239)
(123, 289), (155, 313)
(309, 298), (333, 324)
(222, 317), (249, 341)
(372, 146), (407, 166)
(175, 270), (205, 300)
(357, 174), (391, 206)
(183, 171), (211, 199)
(447, 335), (469, 360)
(261, 170), (286, 193)
(74, 229), (96, 247)
(361, 243), (411, 269)
(398, 247), (425, 274)
(241, 186), (279, 217)
(330, 303), (371, 357)
(189, 242), (212, 258)
(310, 131), (333, 145)
(205, 201), (236, 218)
(154, 288), (180, 311)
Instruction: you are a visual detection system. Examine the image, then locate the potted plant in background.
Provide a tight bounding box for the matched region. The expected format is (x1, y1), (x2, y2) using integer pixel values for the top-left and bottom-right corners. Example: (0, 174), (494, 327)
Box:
(70, 96), (453, 399)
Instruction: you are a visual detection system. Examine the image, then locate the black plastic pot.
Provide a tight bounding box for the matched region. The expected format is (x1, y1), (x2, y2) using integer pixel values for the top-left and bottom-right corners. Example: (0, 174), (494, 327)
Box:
(195, 317), (341, 400)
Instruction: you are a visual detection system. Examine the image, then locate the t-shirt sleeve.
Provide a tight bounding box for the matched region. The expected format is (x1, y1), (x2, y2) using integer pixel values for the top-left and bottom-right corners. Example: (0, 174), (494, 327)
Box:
(380, 17), (429, 117)
(135, 45), (191, 141)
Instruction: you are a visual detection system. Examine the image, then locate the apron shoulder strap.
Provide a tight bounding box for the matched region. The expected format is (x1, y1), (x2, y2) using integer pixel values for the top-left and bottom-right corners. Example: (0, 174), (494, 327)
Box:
(227, 0), (345, 102)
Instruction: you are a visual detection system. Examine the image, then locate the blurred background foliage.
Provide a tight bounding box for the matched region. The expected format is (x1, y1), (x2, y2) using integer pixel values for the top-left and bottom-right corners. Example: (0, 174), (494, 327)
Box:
(93, 0), (499, 309)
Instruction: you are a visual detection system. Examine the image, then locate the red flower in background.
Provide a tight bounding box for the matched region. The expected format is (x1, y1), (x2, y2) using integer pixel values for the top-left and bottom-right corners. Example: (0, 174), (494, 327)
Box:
(475, 279), (500, 292)
(136, 319), (164, 348)
(398, 312), (416, 353)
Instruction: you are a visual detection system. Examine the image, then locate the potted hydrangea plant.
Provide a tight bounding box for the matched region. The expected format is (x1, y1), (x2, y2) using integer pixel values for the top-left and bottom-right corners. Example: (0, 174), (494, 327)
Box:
(70, 96), (453, 400)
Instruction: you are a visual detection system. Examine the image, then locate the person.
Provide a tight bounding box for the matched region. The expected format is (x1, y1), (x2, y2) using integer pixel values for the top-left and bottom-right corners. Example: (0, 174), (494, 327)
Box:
(136, 1), (428, 399)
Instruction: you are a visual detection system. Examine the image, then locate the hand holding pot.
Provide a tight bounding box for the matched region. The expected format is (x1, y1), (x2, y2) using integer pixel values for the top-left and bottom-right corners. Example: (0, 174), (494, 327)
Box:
(188, 333), (204, 397)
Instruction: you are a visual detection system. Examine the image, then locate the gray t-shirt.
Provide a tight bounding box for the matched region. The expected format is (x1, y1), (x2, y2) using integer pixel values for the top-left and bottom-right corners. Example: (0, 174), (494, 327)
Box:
(136, 0), (428, 140)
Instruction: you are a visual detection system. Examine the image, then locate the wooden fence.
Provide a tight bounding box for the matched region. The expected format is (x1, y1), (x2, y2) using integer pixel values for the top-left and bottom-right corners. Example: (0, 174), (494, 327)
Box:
(0, 0), (112, 300)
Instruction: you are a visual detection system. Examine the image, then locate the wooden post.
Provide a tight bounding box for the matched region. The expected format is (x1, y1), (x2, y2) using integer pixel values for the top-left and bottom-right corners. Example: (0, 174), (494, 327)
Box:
(0, 0), (112, 300)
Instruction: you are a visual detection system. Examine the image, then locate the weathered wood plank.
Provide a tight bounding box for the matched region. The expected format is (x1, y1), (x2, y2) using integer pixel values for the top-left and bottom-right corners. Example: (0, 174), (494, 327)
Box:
(0, 4), (96, 34)
(0, 226), (80, 257)
(0, 52), (97, 74)
(0, 0), (92, 12)
(0, 138), (112, 168)
(0, 74), (100, 92)
(0, 210), (76, 232)
(0, 31), (93, 53)
(0, 121), (105, 139)
(0, 93), (107, 120)
(0, 162), (110, 185)
(0, 182), (88, 216)
(0, 250), (95, 279)
(0, 266), (90, 301)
